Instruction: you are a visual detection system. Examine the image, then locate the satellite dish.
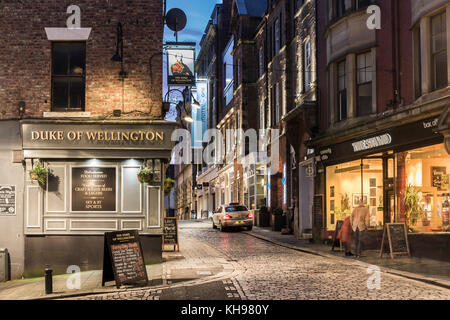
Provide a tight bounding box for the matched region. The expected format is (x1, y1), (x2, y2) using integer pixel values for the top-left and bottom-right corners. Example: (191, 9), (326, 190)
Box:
(166, 8), (187, 32)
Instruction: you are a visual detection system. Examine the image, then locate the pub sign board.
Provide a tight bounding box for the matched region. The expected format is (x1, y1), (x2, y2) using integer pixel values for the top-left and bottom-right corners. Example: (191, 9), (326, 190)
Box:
(71, 167), (117, 212)
(0, 185), (16, 215)
(102, 230), (148, 288)
(379, 223), (410, 259)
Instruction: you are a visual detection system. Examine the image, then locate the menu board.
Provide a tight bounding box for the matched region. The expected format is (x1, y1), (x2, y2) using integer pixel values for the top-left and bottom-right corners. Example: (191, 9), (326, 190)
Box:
(163, 217), (179, 250)
(102, 230), (148, 288)
(0, 185), (16, 215)
(72, 167), (116, 212)
(313, 195), (324, 228)
(379, 223), (410, 259)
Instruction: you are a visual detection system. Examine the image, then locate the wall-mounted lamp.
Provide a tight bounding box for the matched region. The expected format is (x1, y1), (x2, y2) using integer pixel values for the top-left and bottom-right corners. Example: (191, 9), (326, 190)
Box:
(18, 101), (25, 118)
(111, 22), (127, 79)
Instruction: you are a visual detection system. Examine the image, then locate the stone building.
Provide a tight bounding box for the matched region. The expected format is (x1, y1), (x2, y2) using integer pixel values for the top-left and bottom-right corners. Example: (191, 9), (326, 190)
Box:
(309, 0), (450, 260)
(0, 1), (176, 278)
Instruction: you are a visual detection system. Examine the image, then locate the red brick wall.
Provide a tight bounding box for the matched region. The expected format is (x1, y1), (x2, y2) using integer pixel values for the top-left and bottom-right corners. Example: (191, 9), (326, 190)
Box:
(0, 0), (163, 119)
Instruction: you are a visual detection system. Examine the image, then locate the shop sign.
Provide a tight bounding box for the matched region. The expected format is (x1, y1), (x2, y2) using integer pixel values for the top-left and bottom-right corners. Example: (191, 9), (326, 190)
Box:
(71, 167), (117, 212)
(352, 134), (392, 152)
(22, 123), (177, 150)
(0, 185), (16, 215)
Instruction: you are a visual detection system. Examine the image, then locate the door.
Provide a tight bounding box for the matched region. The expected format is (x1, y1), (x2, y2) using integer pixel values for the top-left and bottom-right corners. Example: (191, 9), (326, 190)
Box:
(383, 155), (395, 223)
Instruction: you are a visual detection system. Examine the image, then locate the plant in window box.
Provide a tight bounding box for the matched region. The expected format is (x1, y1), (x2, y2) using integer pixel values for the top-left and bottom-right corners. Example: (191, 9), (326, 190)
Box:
(164, 177), (175, 196)
(271, 207), (284, 232)
(137, 166), (154, 184)
(257, 206), (270, 227)
(29, 161), (48, 187)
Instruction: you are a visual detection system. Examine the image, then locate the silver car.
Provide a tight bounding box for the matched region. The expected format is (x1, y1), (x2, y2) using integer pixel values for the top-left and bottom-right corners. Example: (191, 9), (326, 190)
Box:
(212, 204), (253, 232)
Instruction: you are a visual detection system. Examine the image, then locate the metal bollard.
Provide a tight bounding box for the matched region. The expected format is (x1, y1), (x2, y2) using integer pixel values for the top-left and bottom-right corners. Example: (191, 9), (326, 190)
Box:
(44, 268), (53, 294)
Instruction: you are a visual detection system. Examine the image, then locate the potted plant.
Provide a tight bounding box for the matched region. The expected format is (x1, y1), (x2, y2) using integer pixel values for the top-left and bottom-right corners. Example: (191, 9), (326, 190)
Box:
(137, 166), (154, 184)
(271, 207), (284, 232)
(29, 161), (48, 187)
(163, 177), (175, 196)
(404, 185), (424, 232)
(257, 206), (270, 227)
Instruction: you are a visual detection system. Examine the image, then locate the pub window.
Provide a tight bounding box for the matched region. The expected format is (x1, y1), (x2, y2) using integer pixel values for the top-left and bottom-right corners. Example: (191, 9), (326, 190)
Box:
(52, 42), (86, 111)
(259, 47), (264, 78)
(431, 11), (448, 90)
(356, 51), (373, 117)
(337, 60), (347, 121)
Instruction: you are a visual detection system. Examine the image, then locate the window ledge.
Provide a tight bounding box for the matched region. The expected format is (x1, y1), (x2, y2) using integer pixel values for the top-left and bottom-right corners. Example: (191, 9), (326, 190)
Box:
(45, 27), (91, 41)
(43, 112), (91, 118)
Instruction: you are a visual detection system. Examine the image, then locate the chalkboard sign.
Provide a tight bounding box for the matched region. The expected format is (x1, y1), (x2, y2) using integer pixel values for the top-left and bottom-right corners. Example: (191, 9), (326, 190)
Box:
(313, 195), (324, 229)
(163, 217), (179, 251)
(331, 220), (344, 251)
(379, 223), (410, 259)
(102, 230), (148, 288)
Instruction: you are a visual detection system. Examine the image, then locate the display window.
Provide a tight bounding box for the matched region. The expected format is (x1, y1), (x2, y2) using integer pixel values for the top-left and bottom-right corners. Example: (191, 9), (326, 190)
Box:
(326, 157), (385, 231)
(401, 143), (450, 232)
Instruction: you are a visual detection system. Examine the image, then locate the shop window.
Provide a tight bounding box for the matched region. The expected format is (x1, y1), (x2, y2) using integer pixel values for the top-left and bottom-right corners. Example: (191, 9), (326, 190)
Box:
(401, 144), (450, 232)
(356, 52), (373, 117)
(51, 42), (86, 111)
(431, 11), (448, 90)
(274, 18), (281, 54)
(413, 27), (422, 99)
(337, 60), (347, 121)
(326, 158), (384, 231)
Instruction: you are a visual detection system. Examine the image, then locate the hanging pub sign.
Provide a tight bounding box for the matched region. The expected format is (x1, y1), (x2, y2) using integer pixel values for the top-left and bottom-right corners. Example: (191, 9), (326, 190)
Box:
(102, 230), (148, 288)
(0, 185), (16, 215)
(167, 47), (195, 86)
(71, 167), (117, 212)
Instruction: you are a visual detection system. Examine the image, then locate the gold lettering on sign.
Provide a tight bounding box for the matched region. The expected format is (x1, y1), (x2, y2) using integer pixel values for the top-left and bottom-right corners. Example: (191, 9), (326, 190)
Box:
(29, 130), (166, 142)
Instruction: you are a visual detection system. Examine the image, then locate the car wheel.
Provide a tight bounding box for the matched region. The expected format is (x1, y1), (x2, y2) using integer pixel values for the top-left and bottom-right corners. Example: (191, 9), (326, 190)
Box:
(246, 226), (253, 231)
(212, 220), (217, 229)
(219, 222), (226, 232)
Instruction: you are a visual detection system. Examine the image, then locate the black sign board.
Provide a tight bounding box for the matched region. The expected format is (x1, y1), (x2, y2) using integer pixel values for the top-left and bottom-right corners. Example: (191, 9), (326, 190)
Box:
(102, 230), (148, 288)
(72, 167), (116, 212)
(331, 220), (344, 251)
(313, 195), (324, 229)
(379, 223), (410, 259)
(0, 185), (16, 215)
(431, 167), (447, 190)
(163, 217), (179, 251)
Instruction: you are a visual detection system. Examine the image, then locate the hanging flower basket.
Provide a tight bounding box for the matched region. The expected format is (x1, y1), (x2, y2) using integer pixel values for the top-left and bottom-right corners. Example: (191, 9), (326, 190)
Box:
(137, 166), (154, 184)
(29, 161), (48, 187)
(164, 177), (175, 196)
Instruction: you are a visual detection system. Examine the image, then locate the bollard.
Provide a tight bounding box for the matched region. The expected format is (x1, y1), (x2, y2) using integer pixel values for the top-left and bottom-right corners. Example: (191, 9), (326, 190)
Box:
(44, 268), (53, 294)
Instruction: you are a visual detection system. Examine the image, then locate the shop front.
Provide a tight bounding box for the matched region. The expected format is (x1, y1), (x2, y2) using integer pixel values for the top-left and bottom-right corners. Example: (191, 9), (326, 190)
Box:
(316, 116), (450, 260)
(20, 120), (177, 276)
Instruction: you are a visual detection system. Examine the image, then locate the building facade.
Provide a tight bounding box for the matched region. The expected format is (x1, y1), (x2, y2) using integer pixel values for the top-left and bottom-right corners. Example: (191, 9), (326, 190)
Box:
(0, 1), (176, 278)
(309, 0), (450, 260)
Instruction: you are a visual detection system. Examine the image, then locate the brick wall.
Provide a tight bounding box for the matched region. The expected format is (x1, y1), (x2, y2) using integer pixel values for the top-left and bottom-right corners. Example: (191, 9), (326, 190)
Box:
(0, 0), (163, 119)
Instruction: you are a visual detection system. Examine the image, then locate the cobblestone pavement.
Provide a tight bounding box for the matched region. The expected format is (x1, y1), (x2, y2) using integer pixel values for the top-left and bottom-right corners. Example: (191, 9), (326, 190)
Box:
(76, 220), (450, 300)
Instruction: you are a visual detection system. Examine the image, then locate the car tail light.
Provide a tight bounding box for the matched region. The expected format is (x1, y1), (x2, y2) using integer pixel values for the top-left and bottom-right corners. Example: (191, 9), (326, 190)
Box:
(223, 214), (232, 221)
(247, 212), (253, 219)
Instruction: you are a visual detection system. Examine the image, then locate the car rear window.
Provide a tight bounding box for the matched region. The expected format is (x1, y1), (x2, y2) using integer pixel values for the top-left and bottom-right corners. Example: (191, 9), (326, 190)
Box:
(225, 206), (248, 212)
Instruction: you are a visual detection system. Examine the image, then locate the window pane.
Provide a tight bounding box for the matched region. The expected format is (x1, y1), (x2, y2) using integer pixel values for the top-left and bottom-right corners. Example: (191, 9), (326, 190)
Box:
(357, 82), (372, 116)
(435, 52), (448, 89)
(70, 78), (85, 109)
(52, 79), (68, 109)
(52, 45), (68, 75)
(70, 44), (85, 75)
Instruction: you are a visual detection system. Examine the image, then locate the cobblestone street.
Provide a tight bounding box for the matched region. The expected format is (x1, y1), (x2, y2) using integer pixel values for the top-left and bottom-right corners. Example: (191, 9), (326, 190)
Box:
(76, 220), (450, 300)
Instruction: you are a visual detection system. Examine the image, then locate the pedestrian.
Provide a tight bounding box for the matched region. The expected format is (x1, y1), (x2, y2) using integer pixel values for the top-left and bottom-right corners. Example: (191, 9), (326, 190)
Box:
(337, 216), (354, 256)
(350, 200), (370, 258)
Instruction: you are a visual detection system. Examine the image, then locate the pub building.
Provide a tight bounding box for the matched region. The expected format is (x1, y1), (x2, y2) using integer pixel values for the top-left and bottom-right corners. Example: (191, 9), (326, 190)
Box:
(310, 112), (450, 261)
(0, 1), (178, 278)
